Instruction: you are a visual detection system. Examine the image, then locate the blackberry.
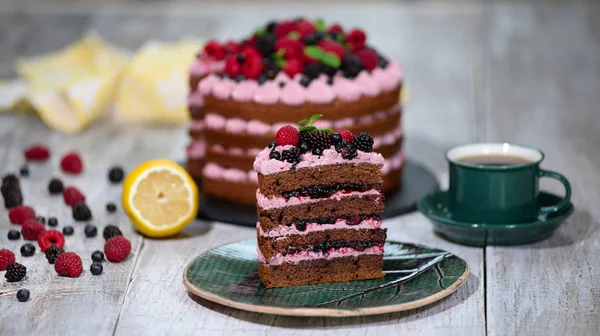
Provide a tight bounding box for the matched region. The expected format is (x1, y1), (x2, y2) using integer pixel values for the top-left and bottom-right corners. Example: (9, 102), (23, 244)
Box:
(299, 131), (310, 144)
(48, 178), (64, 194)
(19, 166), (29, 177)
(353, 133), (374, 152)
(47, 217), (58, 227)
(320, 64), (337, 77)
(299, 75), (312, 88)
(306, 130), (331, 151)
(45, 245), (64, 264)
(378, 56), (389, 69)
(3, 188), (23, 209)
(299, 142), (311, 154)
(106, 202), (117, 213)
(36, 216), (46, 225)
(303, 63), (320, 79)
(281, 148), (301, 163)
(20, 243), (35, 257)
(16, 288), (30, 302)
(62, 226), (74, 236)
(265, 21), (276, 33)
(8, 229), (20, 240)
(90, 262), (103, 276)
(303, 33), (323, 45)
(108, 167), (125, 183)
(337, 141), (358, 160)
(103, 225), (122, 241)
(84, 225), (98, 238)
(342, 53), (363, 78)
(256, 33), (277, 57)
(91, 250), (105, 262)
(269, 151), (281, 160)
(1, 174), (18, 189)
(72, 203), (92, 221)
(5, 263), (26, 282)
(330, 132), (343, 145)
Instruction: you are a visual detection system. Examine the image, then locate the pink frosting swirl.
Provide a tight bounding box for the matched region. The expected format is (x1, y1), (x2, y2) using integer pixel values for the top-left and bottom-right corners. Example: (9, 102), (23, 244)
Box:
(198, 74), (219, 95)
(371, 67), (399, 91)
(306, 81), (335, 104)
(332, 77), (361, 102)
(231, 81), (259, 102)
(224, 118), (246, 134)
(254, 82), (280, 105)
(280, 81), (307, 106)
(205, 113), (226, 130)
(355, 71), (381, 97)
(212, 78), (236, 99)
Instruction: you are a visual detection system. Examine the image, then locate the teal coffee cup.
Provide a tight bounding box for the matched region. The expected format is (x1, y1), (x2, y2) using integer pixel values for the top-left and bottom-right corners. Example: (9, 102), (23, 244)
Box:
(445, 143), (571, 224)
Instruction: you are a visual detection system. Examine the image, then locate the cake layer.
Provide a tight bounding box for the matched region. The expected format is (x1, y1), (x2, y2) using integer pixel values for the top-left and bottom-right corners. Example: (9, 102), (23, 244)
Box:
(258, 228), (387, 260)
(257, 189), (382, 210)
(258, 163), (382, 197)
(258, 193), (384, 229)
(257, 217), (382, 237)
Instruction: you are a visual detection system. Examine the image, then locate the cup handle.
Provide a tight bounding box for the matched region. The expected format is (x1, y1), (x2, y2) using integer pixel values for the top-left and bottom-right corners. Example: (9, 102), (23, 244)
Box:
(538, 169), (571, 216)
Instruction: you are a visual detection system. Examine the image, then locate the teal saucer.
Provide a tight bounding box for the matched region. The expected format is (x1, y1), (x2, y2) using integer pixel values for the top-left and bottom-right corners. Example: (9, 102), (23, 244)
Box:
(418, 191), (574, 246)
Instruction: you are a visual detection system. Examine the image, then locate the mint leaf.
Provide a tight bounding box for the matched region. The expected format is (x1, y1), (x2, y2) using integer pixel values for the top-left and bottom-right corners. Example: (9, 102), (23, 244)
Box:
(273, 49), (285, 59)
(254, 26), (266, 36)
(336, 34), (345, 43)
(309, 114), (323, 123)
(319, 128), (334, 134)
(314, 18), (326, 31)
(304, 46), (325, 60)
(287, 31), (301, 40)
(321, 52), (341, 68)
(298, 119), (310, 126)
(300, 126), (317, 132)
(275, 58), (287, 68)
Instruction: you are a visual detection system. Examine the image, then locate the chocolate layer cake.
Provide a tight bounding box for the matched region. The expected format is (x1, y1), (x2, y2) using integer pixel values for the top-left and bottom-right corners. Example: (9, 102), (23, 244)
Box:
(187, 18), (405, 205)
(254, 121), (387, 288)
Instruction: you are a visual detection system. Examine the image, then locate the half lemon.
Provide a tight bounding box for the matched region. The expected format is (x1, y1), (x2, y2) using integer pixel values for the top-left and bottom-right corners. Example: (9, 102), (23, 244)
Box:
(122, 160), (199, 238)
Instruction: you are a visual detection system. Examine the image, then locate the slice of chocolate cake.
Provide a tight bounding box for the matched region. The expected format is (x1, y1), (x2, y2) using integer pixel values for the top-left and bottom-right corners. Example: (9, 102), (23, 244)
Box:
(254, 115), (387, 288)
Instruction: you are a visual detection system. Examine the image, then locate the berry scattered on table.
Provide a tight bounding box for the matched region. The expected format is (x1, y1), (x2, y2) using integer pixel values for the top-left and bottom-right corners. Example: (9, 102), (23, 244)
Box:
(19, 166), (29, 177)
(62, 226), (74, 236)
(108, 167), (125, 184)
(24, 145), (50, 161)
(48, 178), (64, 194)
(72, 203), (92, 221)
(44, 245), (64, 264)
(63, 186), (85, 206)
(8, 205), (36, 225)
(103, 225), (122, 241)
(3, 188), (23, 209)
(84, 225), (97, 238)
(0, 249), (16, 271)
(104, 236), (131, 263)
(38, 230), (65, 252)
(7, 229), (21, 240)
(20, 243), (35, 257)
(90, 262), (103, 276)
(275, 126), (300, 146)
(47, 217), (58, 227)
(22, 219), (46, 240)
(353, 133), (374, 153)
(91, 250), (105, 262)
(106, 202), (117, 213)
(60, 152), (83, 175)
(54, 252), (83, 278)
(5, 262), (27, 282)
(16, 288), (30, 302)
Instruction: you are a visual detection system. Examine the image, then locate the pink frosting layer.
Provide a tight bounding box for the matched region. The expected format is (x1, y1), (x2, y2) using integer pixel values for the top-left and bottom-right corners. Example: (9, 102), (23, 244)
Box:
(188, 91), (204, 107)
(189, 58), (225, 78)
(190, 120), (204, 132)
(209, 143), (261, 157)
(258, 218), (382, 238)
(198, 60), (403, 104)
(256, 189), (383, 210)
(187, 141), (206, 159)
(202, 162), (258, 183)
(258, 245), (384, 265)
(382, 150), (405, 174)
(253, 146), (384, 176)
(202, 104), (400, 135)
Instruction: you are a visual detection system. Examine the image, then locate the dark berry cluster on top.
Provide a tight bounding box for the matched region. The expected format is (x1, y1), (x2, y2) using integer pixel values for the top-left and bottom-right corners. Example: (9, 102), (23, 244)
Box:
(200, 18), (390, 87)
(269, 114), (374, 163)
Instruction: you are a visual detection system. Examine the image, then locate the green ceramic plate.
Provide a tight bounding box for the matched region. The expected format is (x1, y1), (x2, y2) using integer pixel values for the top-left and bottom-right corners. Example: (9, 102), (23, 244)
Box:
(419, 191), (574, 246)
(183, 239), (469, 317)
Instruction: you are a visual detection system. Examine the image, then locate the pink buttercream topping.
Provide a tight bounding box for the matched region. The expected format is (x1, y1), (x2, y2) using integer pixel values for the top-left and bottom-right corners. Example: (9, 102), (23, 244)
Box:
(332, 77), (361, 102)
(258, 218), (382, 238)
(186, 141), (206, 158)
(212, 78), (236, 99)
(205, 113), (226, 130)
(280, 81), (307, 106)
(254, 82), (280, 105)
(225, 118), (246, 134)
(188, 91), (204, 107)
(306, 81), (335, 104)
(253, 146), (385, 176)
(231, 81), (258, 102)
(258, 245), (384, 265)
(198, 74), (219, 95)
(355, 71), (381, 97)
(371, 67), (399, 92)
(256, 189), (383, 210)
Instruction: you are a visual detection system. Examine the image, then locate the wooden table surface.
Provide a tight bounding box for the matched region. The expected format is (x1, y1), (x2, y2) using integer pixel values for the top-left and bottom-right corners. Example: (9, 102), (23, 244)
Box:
(1, 1), (599, 335)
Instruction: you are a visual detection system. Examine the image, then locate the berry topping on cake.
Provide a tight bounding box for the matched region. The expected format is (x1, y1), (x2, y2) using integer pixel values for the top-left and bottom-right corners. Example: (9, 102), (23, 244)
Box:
(306, 130), (331, 152)
(224, 57), (242, 77)
(282, 59), (303, 78)
(203, 40), (226, 60)
(55, 252), (83, 278)
(355, 48), (379, 71)
(336, 129), (355, 143)
(353, 133), (374, 153)
(327, 23), (344, 34)
(275, 126), (300, 146)
(24, 145), (50, 161)
(347, 28), (367, 51)
(281, 147), (301, 163)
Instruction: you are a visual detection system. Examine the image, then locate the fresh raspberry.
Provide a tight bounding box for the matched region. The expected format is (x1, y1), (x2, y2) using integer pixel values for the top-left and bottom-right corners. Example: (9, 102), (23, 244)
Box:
(8, 205), (36, 225)
(60, 152), (83, 174)
(224, 40), (241, 54)
(239, 36), (257, 50)
(241, 56), (264, 80)
(347, 29), (367, 51)
(241, 47), (262, 63)
(282, 59), (303, 78)
(224, 57), (241, 77)
(0, 249), (16, 271)
(203, 40), (226, 60)
(24, 145), (50, 161)
(295, 19), (316, 39)
(54, 252), (83, 278)
(104, 236), (132, 263)
(274, 20), (298, 38)
(38, 230), (65, 252)
(21, 219), (46, 240)
(63, 186), (86, 206)
(337, 129), (355, 142)
(355, 48), (378, 71)
(275, 38), (303, 60)
(327, 23), (344, 34)
(318, 40), (345, 59)
(276, 126), (300, 146)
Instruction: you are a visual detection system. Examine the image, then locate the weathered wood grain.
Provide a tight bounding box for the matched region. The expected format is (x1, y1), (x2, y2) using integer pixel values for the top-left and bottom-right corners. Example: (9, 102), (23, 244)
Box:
(482, 3), (600, 336)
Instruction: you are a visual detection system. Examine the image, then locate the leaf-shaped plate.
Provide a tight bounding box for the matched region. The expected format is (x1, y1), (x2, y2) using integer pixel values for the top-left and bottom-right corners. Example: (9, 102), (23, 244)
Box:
(183, 240), (469, 317)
